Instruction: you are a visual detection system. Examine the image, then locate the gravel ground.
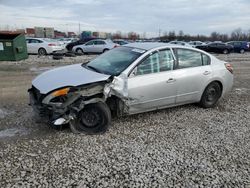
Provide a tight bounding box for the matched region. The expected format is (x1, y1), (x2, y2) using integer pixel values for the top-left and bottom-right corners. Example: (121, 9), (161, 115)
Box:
(0, 53), (250, 187)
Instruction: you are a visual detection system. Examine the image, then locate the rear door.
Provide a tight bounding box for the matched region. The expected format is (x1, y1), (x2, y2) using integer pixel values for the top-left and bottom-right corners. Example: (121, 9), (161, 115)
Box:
(94, 40), (106, 53)
(172, 48), (212, 103)
(127, 48), (177, 114)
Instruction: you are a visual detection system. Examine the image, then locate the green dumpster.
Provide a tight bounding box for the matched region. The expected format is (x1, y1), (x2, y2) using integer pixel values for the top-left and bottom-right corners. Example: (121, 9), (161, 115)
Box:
(0, 33), (28, 61)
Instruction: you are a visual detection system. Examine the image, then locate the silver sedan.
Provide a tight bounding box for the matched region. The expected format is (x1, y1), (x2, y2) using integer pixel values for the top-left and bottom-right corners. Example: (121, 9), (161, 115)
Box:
(29, 43), (233, 133)
(72, 39), (118, 54)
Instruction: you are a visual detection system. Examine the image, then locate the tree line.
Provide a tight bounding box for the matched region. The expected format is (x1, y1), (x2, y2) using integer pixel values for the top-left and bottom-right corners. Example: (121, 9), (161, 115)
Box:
(159, 28), (250, 42)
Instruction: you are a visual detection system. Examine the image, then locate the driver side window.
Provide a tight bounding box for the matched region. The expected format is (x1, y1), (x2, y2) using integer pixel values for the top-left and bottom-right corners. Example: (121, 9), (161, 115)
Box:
(135, 49), (174, 76)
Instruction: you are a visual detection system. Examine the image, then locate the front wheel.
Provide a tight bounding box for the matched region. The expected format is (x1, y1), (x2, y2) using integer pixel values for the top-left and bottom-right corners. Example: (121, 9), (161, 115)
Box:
(76, 48), (84, 55)
(70, 102), (111, 134)
(199, 82), (222, 108)
(103, 49), (109, 53)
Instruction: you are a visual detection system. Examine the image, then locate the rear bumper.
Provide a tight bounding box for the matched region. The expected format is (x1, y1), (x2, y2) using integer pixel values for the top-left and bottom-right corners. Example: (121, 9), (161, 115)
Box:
(47, 46), (64, 54)
(222, 73), (234, 97)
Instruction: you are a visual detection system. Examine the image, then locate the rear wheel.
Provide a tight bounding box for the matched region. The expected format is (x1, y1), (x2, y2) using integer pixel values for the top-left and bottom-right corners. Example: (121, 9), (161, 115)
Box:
(38, 48), (47, 56)
(199, 82), (222, 108)
(76, 48), (84, 54)
(70, 102), (111, 134)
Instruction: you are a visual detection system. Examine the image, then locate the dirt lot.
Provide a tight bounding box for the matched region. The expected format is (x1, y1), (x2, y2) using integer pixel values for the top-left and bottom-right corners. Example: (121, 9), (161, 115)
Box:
(0, 53), (250, 187)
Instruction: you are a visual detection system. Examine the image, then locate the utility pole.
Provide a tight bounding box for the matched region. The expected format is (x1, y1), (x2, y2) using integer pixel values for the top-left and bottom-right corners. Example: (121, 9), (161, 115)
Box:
(78, 22), (81, 35)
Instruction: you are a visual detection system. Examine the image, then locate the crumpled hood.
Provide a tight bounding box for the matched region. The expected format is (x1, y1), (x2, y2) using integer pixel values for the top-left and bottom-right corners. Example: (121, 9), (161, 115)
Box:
(32, 64), (110, 94)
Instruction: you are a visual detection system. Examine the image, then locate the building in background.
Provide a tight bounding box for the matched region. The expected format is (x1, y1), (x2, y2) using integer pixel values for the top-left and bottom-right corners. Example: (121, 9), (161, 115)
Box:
(92, 32), (108, 38)
(34, 27), (54, 38)
(54, 30), (66, 38)
(81, 31), (92, 39)
(26, 28), (35, 37)
(67, 32), (77, 38)
(45, 27), (54, 38)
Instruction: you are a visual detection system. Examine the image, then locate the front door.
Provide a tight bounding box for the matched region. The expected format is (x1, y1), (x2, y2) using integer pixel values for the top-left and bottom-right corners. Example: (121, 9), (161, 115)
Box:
(127, 49), (177, 114)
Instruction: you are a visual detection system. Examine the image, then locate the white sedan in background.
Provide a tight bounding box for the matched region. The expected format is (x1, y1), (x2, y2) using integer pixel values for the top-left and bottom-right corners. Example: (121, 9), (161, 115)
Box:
(26, 38), (64, 55)
(168, 41), (193, 47)
(72, 39), (119, 54)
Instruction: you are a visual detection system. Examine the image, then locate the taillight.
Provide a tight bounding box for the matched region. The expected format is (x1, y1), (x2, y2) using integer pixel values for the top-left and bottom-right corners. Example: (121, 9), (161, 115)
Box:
(114, 45), (118, 48)
(48, 43), (56, 46)
(225, 63), (233, 74)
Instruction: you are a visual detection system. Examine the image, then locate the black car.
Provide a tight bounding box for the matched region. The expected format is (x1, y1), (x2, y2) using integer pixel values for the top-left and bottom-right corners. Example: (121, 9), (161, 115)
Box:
(226, 41), (250, 54)
(113, 39), (129, 45)
(196, 42), (233, 54)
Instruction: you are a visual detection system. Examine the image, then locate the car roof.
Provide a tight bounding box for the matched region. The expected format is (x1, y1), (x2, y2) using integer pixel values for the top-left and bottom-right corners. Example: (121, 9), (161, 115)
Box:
(124, 42), (172, 50)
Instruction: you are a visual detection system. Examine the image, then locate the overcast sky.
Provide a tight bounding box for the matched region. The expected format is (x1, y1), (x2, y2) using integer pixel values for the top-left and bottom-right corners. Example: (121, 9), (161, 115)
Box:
(0, 0), (249, 37)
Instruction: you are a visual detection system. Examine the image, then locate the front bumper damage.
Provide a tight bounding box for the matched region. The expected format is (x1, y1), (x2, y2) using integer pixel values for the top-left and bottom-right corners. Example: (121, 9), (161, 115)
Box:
(28, 83), (107, 126)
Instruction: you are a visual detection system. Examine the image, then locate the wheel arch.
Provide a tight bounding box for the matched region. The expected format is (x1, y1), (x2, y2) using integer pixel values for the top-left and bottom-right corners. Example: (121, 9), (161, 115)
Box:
(76, 47), (84, 52)
(103, 48), (109, 53)
(38, 47), (47, 54)
(200, 79), (224, 100)
(106, 95), (128, 117)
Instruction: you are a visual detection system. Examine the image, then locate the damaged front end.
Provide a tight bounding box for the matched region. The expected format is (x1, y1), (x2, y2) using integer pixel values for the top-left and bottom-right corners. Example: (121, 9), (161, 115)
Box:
(28, 81), (108, 126)
(28, 74), (130, 133)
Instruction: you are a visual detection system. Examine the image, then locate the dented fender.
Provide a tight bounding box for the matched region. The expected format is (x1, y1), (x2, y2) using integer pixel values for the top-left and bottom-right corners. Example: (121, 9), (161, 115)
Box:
(104, 73), (128, 99)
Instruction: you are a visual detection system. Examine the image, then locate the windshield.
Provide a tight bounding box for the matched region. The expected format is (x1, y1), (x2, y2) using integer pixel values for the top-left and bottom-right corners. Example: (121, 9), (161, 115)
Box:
(85, 46), (145, 76)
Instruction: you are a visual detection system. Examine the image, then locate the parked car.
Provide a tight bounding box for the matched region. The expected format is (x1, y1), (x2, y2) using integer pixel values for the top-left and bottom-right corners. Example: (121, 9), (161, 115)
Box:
(72, 39), (118, 54)
(196, 42), (233, 54)
(113, 39), (129, 45)
(189, 41), (205, 47)
(57, 38), (78, 48)
(29, 43), (233, 134)
(26, 38), (64, 55)
(169, 41), (193, 47)
(58, 38), (78, 44)
(226, 41), (250, 54)
(65, 37), (98, 51)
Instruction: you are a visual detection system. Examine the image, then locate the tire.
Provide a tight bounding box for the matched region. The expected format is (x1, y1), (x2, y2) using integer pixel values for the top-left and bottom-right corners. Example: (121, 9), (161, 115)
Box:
(38, 48), (47, 56)
(240, 49), (245, 54)
(76, 48), (84, 55)
(199, 82), (222, 108)
(65, 52), (76, 57)
(70, 102), (111, 134)
(103, 49), (109, 53)
(53, 55), (63, 60)
(223, 49), (229, 54)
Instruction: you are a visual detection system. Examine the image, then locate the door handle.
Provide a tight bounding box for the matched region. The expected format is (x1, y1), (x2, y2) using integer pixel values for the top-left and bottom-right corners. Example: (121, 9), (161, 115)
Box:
(166, 78), (176, 83)
(203, 71), (211, 75)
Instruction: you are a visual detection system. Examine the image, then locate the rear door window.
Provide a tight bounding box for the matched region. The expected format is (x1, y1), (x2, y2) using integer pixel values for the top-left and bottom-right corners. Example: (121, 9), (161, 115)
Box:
(176, 49), (210, 68)
(95, 41), (105, 45)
